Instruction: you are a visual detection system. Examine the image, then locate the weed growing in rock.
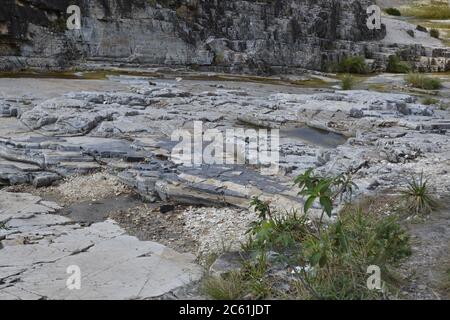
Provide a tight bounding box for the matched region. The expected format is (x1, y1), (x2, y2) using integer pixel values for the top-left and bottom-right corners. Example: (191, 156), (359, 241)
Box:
(202, 271), (245, 300)
(245, 199), (310, 252)
(400, 172), (439, 215)
(430, 28), (440, 39)
(296, 209), (410, 299)
(341, 74), (355, 90)
(386, 56), (411, 73)
(384, 8), (401, 16)
(214, 52), (225, 65)
(337, 56), (368, 74)
(421, 97), (439, 105)
(405, 73), (442, 90)
(439, 102), (449, 110)
(294, 168), (357, 228)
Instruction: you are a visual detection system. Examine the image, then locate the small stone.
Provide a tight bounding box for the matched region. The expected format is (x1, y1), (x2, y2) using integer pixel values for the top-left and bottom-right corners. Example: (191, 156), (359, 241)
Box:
(160, 204), (175, 214)
(32, 173), (60, 188)
(417, 285), (427, 290)
(209, 252), (244, 277)
(367, 180), (380, 190)
(349, 108), (364, 118)
(124, 154), (146, 163)
(416, 25), (427, 32)
(396, 102), (410, 115)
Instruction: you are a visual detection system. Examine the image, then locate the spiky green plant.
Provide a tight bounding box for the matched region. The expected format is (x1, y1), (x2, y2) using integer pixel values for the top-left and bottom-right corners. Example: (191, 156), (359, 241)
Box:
(401, 173), (439, 215)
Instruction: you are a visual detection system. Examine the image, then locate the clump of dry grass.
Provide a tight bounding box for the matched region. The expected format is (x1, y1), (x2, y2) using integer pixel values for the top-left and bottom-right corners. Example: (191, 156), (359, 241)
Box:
(405, 73), (443, 90)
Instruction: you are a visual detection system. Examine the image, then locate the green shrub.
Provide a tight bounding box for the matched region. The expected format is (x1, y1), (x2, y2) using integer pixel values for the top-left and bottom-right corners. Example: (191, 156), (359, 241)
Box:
(241, 197), (411, 299)
(384, 8), (401, 16)
(294, 168), (356, 224)
(337, 56), (368, 74)
(214, 52), (225, 65)
(430, 29), (440, 39)
(386, 56), (411, 73)
(215, 170), (412, 300)
(405, 73), (442, 90)
(341, 74), (355, 90)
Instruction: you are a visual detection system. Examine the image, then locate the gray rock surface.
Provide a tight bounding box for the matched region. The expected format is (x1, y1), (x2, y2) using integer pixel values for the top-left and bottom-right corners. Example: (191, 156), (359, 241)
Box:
(0, 191), (203, 300)
(1, 78), (449, 217)
(0, 0), (448, 72)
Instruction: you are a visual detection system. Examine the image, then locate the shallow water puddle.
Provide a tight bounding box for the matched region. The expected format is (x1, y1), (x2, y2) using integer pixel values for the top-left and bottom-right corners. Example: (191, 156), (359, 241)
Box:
(280, 126), (347, 148)
(61, 195), (142, 224)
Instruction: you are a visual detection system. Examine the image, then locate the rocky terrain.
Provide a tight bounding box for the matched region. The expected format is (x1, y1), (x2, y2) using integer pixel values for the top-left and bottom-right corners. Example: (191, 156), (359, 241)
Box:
(0, 0), (449, 301)
(0, 70), (449, 299)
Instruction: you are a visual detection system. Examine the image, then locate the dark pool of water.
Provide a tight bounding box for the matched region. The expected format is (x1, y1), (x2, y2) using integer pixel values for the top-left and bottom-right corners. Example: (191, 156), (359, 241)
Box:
(280, 126), (347, 148)
(61, 195), (142, 224)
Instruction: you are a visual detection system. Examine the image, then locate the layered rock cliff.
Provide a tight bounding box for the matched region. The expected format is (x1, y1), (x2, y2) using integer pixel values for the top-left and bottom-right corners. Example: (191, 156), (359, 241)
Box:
(0, 0), (448, 73)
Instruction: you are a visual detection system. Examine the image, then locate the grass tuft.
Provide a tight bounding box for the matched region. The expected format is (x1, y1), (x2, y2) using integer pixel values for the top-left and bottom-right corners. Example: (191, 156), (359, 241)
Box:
(405, 73), (442, 90)
(341, 74), (355, 90)
(201, 272), (245, 300)
(421, 97), (439, 105)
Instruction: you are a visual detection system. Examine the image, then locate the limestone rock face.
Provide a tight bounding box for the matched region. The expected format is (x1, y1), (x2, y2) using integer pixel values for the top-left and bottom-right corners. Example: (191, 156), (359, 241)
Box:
(0, 191), (203, 300)
(0, 0), (389, 72)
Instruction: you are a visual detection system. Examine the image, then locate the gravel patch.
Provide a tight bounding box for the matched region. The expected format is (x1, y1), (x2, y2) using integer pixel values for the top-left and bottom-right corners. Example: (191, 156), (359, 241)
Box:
(182, 206), (258, 261)
(110, 204), (198, 254)
(54, 172), (130, 203)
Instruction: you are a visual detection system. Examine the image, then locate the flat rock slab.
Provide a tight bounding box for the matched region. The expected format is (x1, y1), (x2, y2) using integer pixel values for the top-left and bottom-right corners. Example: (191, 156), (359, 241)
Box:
(0, 191), (203, 300)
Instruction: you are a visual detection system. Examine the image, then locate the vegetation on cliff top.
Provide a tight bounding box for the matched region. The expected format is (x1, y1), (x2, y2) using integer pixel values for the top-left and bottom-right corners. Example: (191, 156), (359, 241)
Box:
(401, 1), (450, 19)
